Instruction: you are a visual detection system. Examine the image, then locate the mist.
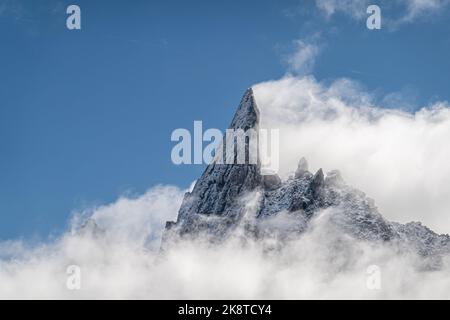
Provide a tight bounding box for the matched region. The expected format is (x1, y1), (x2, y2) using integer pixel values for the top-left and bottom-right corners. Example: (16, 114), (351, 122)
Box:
(253, 75), (450, 234)
(1, 183), (450, 299)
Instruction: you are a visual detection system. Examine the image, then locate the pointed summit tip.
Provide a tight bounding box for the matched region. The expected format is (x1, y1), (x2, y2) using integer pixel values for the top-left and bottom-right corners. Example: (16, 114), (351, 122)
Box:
(242, 87), (257, 107)
(229, 88), (260, 131)
(313, 168), (324, 184)
(308, 168), (325, 198)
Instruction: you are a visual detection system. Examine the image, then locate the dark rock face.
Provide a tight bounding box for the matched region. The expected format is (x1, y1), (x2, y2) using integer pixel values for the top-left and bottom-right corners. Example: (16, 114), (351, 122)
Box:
(164, 89), (450, 257)
(166, 89), (262, 238)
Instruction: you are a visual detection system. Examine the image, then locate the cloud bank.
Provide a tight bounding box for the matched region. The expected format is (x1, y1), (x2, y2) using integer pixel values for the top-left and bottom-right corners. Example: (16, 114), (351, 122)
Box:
(253, 75), (450, 235)
(1, 183), (450, 299)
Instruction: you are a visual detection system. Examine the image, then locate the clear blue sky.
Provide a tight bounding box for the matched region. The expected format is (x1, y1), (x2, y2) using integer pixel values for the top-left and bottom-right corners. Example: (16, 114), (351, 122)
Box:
(1, 0), (449, 240)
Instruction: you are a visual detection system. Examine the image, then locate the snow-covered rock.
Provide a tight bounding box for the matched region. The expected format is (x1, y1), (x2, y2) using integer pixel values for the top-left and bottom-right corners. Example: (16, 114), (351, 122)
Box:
(164, 89), (450, 259)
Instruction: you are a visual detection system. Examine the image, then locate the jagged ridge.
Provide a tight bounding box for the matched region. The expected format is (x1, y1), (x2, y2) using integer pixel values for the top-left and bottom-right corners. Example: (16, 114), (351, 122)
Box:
(164, 89), (450, 259)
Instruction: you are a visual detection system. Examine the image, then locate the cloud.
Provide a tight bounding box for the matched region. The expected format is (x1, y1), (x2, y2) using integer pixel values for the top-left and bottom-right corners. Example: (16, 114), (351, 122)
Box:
(315, 0), (450, 27)
(0, 185), (186, 299)
(75, 185), (184, 250)
(253, 75), (450, 234)
(316, 0), (370, 20)
(285, 40), (321, 76)
(1, 190), (450, 299)
(401, 0), (450, 22)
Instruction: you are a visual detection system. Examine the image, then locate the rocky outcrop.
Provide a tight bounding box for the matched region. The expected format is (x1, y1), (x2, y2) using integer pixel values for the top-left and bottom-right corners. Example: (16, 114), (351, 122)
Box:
(165, 89), (262, 239)
(163, 88), (450, 258)
(77, 218), (105, 238)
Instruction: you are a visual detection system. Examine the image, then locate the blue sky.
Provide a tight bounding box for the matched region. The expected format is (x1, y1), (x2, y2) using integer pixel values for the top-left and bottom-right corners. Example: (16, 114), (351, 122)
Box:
(1, 0), (449, 240)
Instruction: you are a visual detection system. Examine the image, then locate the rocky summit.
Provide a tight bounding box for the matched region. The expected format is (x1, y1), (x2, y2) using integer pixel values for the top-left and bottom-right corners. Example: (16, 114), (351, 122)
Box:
(164, 89), (450, 259)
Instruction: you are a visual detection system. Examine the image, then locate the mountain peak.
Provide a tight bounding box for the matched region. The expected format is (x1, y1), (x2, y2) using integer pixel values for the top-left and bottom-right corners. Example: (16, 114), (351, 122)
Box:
(229, 88), (260, 131)
(163, 89), (450, 262)
(164, 89), (263, 238)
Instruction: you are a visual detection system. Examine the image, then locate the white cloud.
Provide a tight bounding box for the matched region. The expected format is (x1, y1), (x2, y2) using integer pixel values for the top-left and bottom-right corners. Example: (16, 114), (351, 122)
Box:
(316, 0), (370, 19)
(1, 196), (450, 299)
(0, 185), (186, 299)
(285, 40), (321, 76)
(315, 0), (450, 26)
(403, 0), (449, 18)
(253, 75), (450, 234)
(77, 185), (184, 249)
